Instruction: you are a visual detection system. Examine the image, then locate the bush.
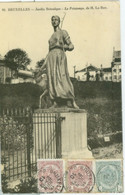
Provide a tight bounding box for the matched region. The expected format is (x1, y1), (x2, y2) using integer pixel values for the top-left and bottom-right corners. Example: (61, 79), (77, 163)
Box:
(0, 81), (121, 100)
(0, 114), (33, 151)
(0, 81), (122, 136)
(0, 83), (42, 97)
(13, 177), (37, 193)
(2, 174), (37, 193)
(72, 80), (121, 99)
(76, 98), (122, 137)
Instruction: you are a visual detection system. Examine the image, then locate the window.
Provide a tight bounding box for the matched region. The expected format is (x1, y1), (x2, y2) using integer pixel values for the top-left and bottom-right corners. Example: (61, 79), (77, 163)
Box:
(115, 58), (121, 62)
(119, 69), (121, 72)
(113, 69), (116, 72)
(114, 75), (117, 79)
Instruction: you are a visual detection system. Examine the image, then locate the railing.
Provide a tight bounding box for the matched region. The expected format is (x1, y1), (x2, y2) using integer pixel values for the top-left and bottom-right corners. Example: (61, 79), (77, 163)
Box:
(0, 107), (62, 181)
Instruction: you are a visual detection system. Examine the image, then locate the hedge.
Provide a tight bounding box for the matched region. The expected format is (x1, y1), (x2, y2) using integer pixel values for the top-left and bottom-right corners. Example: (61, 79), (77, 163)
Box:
(0, 81), (121, 99)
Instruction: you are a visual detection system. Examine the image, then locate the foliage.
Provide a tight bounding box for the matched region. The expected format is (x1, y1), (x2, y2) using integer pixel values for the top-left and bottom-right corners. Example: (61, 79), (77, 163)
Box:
(71, 80), (121, 99)
(0, 81), (121, 99)
(1, 156), (14, 193)
(13, 177), (37, 193)
(87, 112), (116, 136)
(0, 83), (42, 109)
(5, 77), (11, 83)
(2, 174), (37, 193)
(0, 114), (33, 151)
(5, 48), (31, 70)
(1, 173), (14, 193)
(0, 81), (122, 135)
(36, 58), (45, 68)
(77, 98), (122, 136)
(0, 83), (42, 97)
(0, 116), (26, 150)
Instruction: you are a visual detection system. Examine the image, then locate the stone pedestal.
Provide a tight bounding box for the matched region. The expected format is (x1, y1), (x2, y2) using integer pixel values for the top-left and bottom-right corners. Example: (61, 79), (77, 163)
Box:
(60, 109), (93, 159)
(33, 108), (93, 159)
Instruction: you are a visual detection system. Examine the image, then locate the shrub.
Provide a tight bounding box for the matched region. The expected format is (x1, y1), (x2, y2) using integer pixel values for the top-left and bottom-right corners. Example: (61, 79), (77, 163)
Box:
(2, 174), (37, 193)
(0, 114), (33, 151)
(13, 177), (37, 193)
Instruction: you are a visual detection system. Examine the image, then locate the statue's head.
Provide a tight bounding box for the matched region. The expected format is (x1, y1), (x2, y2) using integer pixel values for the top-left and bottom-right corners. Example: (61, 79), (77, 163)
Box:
(51, 15), (60, 27)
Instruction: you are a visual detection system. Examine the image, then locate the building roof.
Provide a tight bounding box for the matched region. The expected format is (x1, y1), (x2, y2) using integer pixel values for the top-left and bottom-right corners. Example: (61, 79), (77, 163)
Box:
(75, 64), (99, 73)
(103, 67), (112, 72)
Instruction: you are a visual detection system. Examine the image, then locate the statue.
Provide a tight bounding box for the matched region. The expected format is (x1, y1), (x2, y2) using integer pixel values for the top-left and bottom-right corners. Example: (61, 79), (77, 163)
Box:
(36, 15), (79, 109)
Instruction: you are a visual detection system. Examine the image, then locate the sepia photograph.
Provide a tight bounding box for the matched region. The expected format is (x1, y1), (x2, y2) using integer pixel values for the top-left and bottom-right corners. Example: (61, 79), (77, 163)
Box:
(0, 0), (123, 193)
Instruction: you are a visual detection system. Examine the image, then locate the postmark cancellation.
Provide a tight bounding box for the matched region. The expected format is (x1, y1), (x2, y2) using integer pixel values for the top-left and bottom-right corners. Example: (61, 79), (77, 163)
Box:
(96, 160), (123, 193)
(37, 159), (64, 193)
(66, 160), (95, 193)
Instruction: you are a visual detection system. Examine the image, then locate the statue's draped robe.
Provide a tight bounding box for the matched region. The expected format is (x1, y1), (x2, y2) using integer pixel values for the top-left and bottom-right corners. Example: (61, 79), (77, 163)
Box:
(46, 29), (75, 100)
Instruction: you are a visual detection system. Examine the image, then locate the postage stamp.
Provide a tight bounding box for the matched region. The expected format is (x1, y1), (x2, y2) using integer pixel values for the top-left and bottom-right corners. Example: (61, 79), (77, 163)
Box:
(96, 160), (123, 193)
(66, 160), (95, 193)
(37, 160), (64, 193)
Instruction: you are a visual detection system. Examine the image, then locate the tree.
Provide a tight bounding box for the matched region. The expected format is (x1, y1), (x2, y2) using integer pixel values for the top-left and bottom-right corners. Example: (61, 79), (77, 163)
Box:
(5, 48), (31, 70)
(36, 59), (45, 68)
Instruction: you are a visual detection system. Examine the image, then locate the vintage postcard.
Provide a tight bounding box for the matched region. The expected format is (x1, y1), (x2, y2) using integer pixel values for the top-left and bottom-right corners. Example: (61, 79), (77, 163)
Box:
(0, 0), (123, 193)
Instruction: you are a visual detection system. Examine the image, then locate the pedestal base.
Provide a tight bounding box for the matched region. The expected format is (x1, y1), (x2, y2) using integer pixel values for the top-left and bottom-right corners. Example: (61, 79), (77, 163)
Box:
(62, 148), (93, 159)
(57, 109), (93, 159)
(33, 108), (93, 159)
(60, 109), (93, 159)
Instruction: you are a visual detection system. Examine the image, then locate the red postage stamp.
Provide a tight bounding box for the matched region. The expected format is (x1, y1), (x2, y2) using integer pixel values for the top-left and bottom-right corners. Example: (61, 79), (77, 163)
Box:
(67, 160), (95, 193)
(37, 160), (64, 193)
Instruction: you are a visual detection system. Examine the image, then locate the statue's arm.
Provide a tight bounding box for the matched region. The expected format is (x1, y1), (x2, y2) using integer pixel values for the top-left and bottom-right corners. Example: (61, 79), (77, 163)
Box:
(64, 38), (74, 51)
(63, 30), (74, 51)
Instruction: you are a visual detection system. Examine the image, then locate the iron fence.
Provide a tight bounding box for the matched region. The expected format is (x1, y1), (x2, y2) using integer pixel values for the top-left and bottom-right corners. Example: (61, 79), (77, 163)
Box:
(0, 107), (62, 181)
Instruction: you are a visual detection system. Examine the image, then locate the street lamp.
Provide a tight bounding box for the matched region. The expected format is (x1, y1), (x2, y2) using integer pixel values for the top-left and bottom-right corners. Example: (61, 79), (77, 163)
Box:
(73, 65), (76, 78)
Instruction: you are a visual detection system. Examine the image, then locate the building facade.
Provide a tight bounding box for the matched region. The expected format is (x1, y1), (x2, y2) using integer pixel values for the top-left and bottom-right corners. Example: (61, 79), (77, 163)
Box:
(0, 57), (34, 84)
(75, 65), (99, 81)
(75, 50), (121, 82)
(103, 68), (112, 81)
(111, 50), (121, 82)
(0, 59), (13, 84)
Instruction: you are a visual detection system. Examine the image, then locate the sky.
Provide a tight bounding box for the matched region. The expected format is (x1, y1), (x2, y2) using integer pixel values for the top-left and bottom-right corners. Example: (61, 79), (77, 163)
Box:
(0, 1), (120, 76)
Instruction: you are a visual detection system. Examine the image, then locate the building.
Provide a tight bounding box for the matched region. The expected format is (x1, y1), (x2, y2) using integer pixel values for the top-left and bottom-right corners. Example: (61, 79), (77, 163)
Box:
(75, 49), (121, 82)
(75, 64), (99, 81)
(111, 50), (121, 82)
(0, 57), (16, 84)
(11, 69), (35, 84)
(0, 57), (35, 84)
(103, 67), (112, 81)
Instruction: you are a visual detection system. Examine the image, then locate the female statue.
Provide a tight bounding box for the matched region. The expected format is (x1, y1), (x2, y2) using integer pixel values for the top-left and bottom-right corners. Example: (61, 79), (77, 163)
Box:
(41, 15), (79, 109)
